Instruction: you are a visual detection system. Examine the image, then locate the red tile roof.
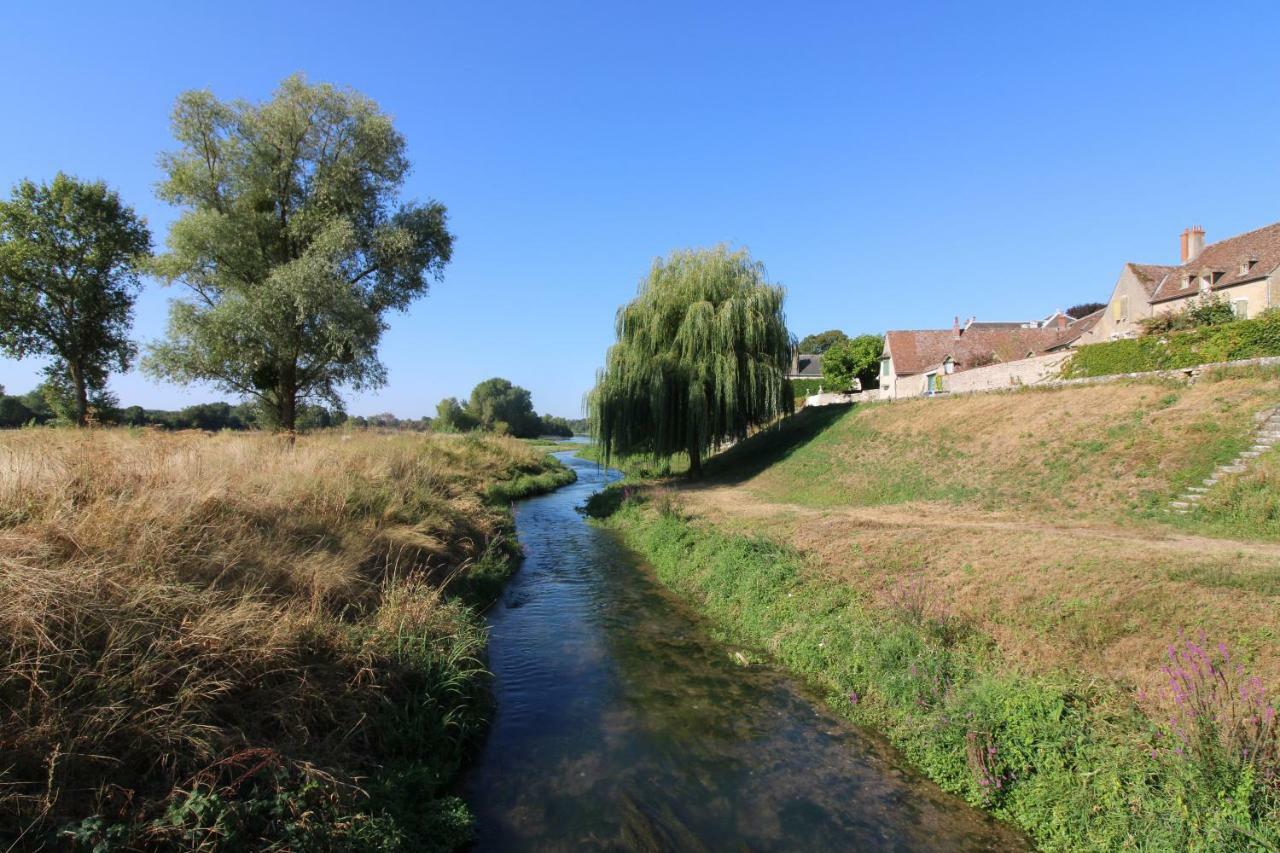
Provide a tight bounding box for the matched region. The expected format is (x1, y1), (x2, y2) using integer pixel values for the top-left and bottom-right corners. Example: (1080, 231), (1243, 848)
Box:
(1128, 263), (1178, 298)
(885, 325), (1080, 376)
(1148, 222), (1280, 304)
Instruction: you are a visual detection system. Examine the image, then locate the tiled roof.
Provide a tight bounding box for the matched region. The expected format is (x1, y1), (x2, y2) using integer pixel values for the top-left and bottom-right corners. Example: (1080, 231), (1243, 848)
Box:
(1065, 307), (1104, 338)
(1128, 263), (1177, 298)
(788, 354), (822, 378)
(1148, 222), (1280, 304)
(885, 325), (1079, 376)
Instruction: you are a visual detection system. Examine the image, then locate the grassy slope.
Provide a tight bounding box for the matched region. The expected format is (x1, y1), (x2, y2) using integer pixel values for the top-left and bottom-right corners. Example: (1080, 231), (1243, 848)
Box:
(0, 429), (574, 851)
(597, 368), (1280, 850)
(727, 368), (1280, 524)
(690, 369), (1280, 689)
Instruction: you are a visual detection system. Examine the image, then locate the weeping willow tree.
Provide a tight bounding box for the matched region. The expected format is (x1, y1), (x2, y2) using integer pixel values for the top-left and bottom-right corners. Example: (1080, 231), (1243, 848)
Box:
(589, 246), (793, 475)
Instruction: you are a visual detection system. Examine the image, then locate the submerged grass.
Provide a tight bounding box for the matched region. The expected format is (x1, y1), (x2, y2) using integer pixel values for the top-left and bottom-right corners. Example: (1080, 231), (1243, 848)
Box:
(598, 496), (1280, 851)
(0, 428), (573, 850)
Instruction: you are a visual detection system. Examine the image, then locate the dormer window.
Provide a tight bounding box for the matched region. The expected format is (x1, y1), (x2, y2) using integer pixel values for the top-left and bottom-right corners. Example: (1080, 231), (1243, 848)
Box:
(1211, 271), (1224, 285)
(1240, 256), (1258, 275)
(1180, 273), (1191, 290)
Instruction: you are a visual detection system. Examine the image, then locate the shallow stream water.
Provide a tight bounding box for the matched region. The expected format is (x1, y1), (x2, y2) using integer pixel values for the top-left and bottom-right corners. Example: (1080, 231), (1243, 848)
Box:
(462, 450), (1027, 851)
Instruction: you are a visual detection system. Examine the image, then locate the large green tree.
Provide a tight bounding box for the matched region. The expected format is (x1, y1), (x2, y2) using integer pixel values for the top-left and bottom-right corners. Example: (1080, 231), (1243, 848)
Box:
(822, 334), (884, 391)
(0, 174), (151, 425)
(145, 75), (454, 431)
(468, 377), (541, 437)
(589, 246), (793, 475)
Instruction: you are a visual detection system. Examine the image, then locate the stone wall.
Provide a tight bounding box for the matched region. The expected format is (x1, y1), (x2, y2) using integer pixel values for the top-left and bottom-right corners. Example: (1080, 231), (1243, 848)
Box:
(942, 351), (1071, 394)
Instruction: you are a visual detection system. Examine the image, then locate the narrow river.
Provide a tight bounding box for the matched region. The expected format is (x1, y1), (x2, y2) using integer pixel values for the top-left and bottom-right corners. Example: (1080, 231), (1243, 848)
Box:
(463, 450), (1027, 851)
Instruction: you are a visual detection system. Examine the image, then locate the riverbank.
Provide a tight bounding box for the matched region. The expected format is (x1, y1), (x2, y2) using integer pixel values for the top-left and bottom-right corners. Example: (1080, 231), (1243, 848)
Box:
(466, 450), (1025, 849)
(589, 372), (1280, 849)
(0, 428), (574, 850)
(597, 496), (1279, 850)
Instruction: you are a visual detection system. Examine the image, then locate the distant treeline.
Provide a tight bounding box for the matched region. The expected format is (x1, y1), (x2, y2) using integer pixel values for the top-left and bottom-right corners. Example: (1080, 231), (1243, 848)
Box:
(0, 385), (585, 435)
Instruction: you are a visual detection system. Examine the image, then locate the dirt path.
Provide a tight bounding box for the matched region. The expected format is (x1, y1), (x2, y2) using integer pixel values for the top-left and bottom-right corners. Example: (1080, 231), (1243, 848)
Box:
(678, 483), (1280, 561)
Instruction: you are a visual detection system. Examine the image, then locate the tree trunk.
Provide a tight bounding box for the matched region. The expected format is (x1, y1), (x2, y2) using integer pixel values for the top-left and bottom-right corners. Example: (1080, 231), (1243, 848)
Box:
(69, 362), (88, 427)
(278, 363), (297, 437)
(687, 440), (702, 478)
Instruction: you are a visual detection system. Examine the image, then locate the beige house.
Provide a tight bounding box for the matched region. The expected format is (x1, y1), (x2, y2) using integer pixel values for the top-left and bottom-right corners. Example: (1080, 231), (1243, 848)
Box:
(880, 315), (1093, 399)
(1080, 222), (1280, 343)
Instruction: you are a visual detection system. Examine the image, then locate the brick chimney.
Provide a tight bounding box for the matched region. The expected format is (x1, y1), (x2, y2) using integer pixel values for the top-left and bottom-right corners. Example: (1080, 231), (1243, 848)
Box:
(953, 315), (961, 340)
(1181, 226), (1206, 263)
(1056, 312), (1067, 330)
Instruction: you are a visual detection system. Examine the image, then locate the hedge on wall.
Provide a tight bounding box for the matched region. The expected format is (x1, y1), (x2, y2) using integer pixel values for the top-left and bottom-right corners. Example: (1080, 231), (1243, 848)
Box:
(1062, 309), (1280, 378)
(789, 378), (827, 397)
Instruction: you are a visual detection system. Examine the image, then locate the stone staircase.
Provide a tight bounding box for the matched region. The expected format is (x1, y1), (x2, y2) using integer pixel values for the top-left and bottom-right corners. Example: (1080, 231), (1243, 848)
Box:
(1169, 406), (1280, 514)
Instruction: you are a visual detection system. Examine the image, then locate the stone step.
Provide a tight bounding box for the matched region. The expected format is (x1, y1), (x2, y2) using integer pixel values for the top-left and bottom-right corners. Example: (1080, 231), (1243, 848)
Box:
(1170, 501), (1191, 509)
(1241, 451), (1262, 459)
(1252, 445), (1273, 452)
(1186, 494), (1203, 502)
(1218, 465), (1247, 475)
(1187, 486), (1208, 493)
(1204, 477), (1219, 487)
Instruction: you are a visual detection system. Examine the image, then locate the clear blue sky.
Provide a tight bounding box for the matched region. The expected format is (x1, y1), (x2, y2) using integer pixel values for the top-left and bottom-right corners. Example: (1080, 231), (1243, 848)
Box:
(3, 1), (1279, 418)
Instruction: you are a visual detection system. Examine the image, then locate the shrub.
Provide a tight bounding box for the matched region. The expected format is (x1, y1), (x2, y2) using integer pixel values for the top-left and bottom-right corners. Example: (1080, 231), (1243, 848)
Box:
(1141, 294), (1239, 335)
(1063, 309), (1280, 378)
(790, 378), (825, 398)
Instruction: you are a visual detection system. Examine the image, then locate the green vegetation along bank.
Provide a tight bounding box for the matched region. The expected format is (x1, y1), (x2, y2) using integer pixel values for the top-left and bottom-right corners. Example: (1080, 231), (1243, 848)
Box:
(0, 429), (574, 850)
(1063, 309), (1280, 378)
(597, 496), (1279, 851)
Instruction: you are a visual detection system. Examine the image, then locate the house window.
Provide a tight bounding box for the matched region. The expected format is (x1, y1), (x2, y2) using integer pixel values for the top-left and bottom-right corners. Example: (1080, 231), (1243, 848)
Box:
(880, 359), (890, 378)
(943, 358), (955, 375)
(1233, 299), (1248, 319)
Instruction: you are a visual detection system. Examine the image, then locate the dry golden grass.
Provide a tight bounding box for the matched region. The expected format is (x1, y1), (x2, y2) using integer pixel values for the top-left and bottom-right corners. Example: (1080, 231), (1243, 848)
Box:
(0, 427), (565, 844)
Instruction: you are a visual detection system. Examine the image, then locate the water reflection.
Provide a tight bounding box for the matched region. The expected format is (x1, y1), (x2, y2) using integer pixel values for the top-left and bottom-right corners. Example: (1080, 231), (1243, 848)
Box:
(462, 452), (1025, 851)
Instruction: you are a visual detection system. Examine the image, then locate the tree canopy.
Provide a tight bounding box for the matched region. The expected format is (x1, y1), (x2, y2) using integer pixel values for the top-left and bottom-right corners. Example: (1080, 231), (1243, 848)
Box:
(434, 378), (564, 437)
(0, 174), (151, 424)
(1066, 302), (1106, 319)
(589, 245), (793, 474)
(822, 334), (884, 391)
(144, 74), (454, 431)
(796, 329), (848, 354)
(468, 377), (541, 436)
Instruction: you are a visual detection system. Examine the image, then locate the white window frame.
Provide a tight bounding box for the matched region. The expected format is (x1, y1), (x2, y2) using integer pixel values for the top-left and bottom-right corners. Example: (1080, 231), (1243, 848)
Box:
(1232, 298), (1248, 319)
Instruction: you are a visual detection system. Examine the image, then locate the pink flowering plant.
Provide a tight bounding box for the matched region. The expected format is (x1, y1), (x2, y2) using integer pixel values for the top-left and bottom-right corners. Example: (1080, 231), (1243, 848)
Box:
(1157, 634), (1278, 790)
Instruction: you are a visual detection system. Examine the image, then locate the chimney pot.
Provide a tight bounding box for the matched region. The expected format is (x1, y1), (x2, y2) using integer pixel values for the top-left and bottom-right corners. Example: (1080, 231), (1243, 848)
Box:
(953, 315), (961, 339)
(1181, 226), (1205, 263)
